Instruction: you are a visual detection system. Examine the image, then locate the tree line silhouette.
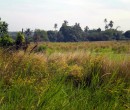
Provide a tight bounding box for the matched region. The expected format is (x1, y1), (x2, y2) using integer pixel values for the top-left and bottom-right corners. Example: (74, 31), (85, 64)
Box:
(1, 18), (130, 49)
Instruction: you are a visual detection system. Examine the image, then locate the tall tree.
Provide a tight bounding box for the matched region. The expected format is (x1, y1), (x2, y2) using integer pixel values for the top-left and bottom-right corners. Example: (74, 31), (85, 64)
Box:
(109, 20), (114, 29)
(25, 28), (31, 37)
(34, 29), (49, 42)
(124, 30), (130, 38)
(24, 28), (32, 46)
(0, 18), (8, 37)
(97, 28), (101, 32)
(104, 19), (107, 25)
(104, 18), (108, 30)
(54, 23), (58, 31)
(15, 32), (25, 50)
(63, 20), (68, 26)
(84, 26), (89, 33)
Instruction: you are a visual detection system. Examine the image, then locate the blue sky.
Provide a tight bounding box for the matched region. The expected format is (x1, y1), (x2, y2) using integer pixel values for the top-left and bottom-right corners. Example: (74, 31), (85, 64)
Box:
(0, 0), (130, 31)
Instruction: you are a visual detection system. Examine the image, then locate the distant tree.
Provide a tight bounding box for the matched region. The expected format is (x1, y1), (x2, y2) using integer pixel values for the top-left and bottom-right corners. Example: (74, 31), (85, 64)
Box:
(57, 31), (64, 42)
(73, 23), (83, 41)
(47, 30), (57, 42)
(124, 30), (130, 38)
(22, 28), (24, 33)
(104, 18), (107, 25)
(104, 18), (109, 30)
(62, 20), (68, 26)
(25, 28), (31, 37)
(109, 20), (114, 29)
(60, 25), (77, 42)
(0, 18), (15, 47)
(34, 29), (49, 42)
(97, 28), (101, 32)
(0, 18), (8, 37)
(0, 34), (14, 47)
(54, 23), (58, 31)
(25, 28), (33, 43)
(59, 22), (84, 42)
(15, 32), (25, 49)
(105, 25), (109, 30)
(84, 26), (89, 33)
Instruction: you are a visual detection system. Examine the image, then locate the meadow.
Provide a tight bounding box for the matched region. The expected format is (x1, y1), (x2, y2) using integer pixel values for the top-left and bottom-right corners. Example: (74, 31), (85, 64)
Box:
(0, 41), (130, 110)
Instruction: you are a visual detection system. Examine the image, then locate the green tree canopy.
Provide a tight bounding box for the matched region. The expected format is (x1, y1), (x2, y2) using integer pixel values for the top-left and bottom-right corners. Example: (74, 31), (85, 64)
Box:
(0, 18), (8, 37)
(0, 34), (14, 46)
(16, 32), (25, 46)
(34, 29), (49, 41)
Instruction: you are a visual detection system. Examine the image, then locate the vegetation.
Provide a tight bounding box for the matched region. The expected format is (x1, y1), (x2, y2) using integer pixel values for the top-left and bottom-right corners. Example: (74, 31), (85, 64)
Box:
(0, 41), (130, 110)
(0, 18), (14, 47)
(43, 19), (127, 42)
(0, 17), (130, 110)
(34, 29), (49, 42)
(0, 34), (14, 47)
(16, 32), (25, 45)
(4, 18), (129, 43)
(0, 18), (8, 37)
(124, 30), (130, 39)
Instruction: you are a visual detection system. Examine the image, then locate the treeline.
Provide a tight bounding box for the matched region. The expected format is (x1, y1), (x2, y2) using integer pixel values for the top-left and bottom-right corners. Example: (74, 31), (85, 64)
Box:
(34, 20), (130, 42)
(1, 18), (130, 48)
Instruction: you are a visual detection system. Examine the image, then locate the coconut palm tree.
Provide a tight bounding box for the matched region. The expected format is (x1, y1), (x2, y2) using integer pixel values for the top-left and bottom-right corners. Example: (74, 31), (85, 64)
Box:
(109, 20), (114, 29)
(63, 20), (68, 26)
(54, 23), (58, 31)
(104, 18), (108, 30)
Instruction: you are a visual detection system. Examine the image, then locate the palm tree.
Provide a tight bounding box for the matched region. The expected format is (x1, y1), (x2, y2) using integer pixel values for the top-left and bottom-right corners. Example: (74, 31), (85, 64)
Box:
(109, 20), (114, 29)
(54, 23), (58, 31)
(63, 20), (68, 26)
(104, 18), (107, 25)
(84, 26), (89, 33)
(25, 28), (31, 37)
(24, 28), (32, 50)
(104, 18), (108, 30)
(105, 25), (109, 30)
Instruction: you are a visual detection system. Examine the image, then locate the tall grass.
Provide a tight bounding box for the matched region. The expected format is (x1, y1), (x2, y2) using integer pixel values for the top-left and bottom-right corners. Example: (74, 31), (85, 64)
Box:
(0, 41), (130, 110)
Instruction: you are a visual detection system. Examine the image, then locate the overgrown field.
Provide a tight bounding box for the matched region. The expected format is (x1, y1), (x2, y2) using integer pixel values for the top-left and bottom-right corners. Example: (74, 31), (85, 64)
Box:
(0, 41), (130, 110)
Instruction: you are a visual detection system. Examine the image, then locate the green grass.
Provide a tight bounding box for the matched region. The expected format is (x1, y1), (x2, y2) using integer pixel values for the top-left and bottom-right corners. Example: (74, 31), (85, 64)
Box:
(0, 41), (130, 110)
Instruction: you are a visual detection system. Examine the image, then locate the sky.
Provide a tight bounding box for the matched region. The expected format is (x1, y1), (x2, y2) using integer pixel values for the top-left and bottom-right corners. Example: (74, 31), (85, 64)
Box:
(0, 0), (130, 31)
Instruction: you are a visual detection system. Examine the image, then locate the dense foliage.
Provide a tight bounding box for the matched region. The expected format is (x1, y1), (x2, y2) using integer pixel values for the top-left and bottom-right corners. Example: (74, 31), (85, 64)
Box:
(124, 30), (130, 38)
(15, 32), (25, 46)
(0, 34), (14, 46)
(45, 20), (128, 42)
(0, 18), (14, 46)
(0, 18), (8, 37)
(0, 17), (130, 48)
(34, 29), (49, 42)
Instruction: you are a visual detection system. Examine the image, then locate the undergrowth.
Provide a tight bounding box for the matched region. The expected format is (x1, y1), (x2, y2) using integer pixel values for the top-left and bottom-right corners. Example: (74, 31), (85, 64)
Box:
(0, 41), (130, 110)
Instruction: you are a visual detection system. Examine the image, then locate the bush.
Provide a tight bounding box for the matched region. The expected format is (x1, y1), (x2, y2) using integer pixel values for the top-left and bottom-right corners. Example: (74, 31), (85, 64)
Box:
(0, 34), (14, 47)
(15, 32), (25, 46)
(37, 45), (47, 52)
(124, 30), (130, 38)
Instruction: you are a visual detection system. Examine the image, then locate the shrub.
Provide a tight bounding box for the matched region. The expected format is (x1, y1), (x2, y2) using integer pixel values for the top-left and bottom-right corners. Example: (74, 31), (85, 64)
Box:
(37, 45), (47, 52)
(0, 34), (14, 47)
(124, 30), (130, 38)
(15, 32), (25, 46)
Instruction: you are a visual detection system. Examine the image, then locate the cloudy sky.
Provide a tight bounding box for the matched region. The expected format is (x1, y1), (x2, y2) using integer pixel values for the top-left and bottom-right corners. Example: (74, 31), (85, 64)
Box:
(0, 0), (130, 31)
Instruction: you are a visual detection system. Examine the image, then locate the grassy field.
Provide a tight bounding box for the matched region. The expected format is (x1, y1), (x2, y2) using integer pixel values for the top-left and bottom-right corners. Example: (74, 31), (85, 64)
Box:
(0, 41), (130, 110)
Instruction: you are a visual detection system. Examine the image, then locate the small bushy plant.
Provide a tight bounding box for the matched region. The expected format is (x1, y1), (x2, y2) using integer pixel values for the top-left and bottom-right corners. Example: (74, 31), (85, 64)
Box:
(0, 34), (14, 47)
(15, 32), (25, 46)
